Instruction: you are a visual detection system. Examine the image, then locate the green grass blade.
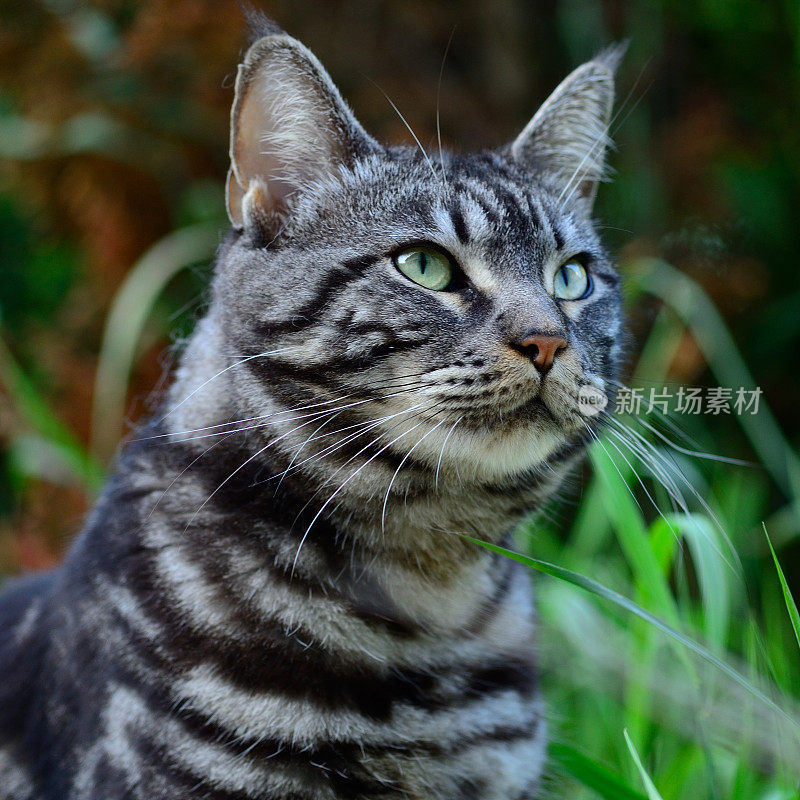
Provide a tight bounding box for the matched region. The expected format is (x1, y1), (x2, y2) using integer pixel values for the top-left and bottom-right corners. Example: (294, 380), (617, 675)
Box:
(765, 525), (800, 653)
(651, 513), (732, 651)
(550, 742), (648, 800)
(0, 337), (104, 492)
(623, 729), (665, 800)
(461, 535), (799, 733)
(90, 223), (220, 462)
(631, 303), (685, 386)
(590, 445), (682, 628)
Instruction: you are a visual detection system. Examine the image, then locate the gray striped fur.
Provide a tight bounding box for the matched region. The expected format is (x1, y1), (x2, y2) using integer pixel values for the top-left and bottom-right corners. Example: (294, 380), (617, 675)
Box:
(0, 20), (623, 800)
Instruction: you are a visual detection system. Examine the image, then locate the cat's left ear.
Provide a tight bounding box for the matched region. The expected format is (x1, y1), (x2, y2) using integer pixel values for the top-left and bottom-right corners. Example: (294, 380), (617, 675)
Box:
(510, 44), (626, 209)
(226, 32), (379, 230)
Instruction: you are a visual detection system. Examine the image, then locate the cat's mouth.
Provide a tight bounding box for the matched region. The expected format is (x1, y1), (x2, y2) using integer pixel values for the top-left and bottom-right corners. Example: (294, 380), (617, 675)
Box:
(428, 357), (593, 430)
(413, 377), (585, 441)
(475, 390), (579, 434)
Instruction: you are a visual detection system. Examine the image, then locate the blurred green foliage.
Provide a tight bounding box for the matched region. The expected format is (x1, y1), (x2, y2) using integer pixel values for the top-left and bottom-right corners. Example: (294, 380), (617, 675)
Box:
(0, 194), (79, 333)
(0, 1), (799, 797)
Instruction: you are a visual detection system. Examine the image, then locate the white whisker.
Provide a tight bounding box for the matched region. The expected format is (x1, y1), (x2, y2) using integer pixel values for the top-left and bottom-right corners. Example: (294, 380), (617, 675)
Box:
(181, 402), (402, 534)
(158, 347), (296, 421)
(146, 368), (437, 442)
(604, 414), (741, 574)
(584, 422), (651, 523)
(435, 26), (457, 187)
(435, 415), (464, 491)
(380, 417), (448, 533)
(290, 400), (447, 572)
(593, 422), (680, 541)
(163, 383), (426, 444)
(368, 78), (444, 191)
(636, 415), (754, 467)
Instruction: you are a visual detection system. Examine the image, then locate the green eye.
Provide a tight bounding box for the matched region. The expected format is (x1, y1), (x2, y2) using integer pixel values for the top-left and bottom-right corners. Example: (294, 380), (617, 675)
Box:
(394, 247), (453, 291)
(553, 260), (591, 301)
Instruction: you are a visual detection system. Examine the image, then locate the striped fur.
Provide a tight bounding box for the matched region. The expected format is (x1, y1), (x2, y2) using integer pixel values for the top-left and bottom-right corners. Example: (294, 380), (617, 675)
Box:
(0, 21), (623, 800)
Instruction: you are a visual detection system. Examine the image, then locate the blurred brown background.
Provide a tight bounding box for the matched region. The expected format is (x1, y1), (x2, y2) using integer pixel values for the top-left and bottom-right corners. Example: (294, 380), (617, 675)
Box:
(0, 0), (798, 571)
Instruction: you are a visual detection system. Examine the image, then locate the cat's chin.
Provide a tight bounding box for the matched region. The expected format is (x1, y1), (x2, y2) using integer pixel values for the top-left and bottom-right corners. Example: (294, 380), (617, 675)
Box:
(457, 424), (579, 483)
(397, 408), (584, 485)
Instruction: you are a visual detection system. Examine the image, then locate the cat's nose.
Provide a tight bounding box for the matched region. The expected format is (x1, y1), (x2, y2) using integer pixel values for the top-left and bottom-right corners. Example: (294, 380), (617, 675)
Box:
(512, 332), (568, 374)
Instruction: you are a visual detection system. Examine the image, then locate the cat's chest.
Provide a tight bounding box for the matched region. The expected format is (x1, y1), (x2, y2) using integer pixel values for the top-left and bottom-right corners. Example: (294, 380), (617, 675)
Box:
(61, 577), (542, 800)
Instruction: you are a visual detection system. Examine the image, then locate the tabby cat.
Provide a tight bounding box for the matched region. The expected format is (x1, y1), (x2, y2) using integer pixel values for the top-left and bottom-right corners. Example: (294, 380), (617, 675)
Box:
(0, 17), (624, 800)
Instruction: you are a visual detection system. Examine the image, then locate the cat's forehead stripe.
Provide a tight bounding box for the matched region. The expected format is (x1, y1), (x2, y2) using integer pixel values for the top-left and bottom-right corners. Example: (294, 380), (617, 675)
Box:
(456, 193), (494, 242)
(452, 172), (567, 256)
(447, 200), (470, 245)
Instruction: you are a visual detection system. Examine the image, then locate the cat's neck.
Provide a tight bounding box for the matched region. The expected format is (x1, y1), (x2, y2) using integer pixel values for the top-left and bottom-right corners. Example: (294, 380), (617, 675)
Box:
(108, 423), (527, 637)
(136, 310), (574, 637)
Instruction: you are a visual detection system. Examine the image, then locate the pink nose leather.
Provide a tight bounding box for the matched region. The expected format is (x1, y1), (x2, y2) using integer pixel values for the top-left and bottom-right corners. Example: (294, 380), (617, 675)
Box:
(515, 334), (567, 373)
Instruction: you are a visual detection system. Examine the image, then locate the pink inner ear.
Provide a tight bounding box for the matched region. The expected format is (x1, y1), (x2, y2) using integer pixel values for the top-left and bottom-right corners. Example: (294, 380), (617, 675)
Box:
(229, 56), (341, 223)
(226, 36), (377, 228)
(230, 69), (291, 215)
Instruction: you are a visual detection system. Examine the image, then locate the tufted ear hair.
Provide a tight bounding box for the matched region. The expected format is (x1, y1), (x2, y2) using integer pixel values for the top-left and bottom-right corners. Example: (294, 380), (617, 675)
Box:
(226, 29), (379, 231)
(510, 43), (626, 210)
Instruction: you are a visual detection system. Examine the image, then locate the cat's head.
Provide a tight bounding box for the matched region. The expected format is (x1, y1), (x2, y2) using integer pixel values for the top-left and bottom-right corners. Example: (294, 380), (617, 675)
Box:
(202, 25), (624, 486)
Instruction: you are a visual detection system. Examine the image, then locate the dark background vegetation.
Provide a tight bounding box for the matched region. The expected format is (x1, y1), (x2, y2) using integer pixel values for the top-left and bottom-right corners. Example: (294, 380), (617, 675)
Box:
(0, 0), (798, 574)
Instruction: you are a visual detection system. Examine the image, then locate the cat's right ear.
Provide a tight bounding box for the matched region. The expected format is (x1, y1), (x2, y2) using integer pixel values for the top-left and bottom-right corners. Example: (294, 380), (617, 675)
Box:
(509, 44), (626, 210)
(226, 33), (378, 231)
